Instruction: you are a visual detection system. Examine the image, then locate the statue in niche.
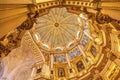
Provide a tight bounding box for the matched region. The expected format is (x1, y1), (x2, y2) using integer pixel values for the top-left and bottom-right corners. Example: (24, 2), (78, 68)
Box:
(58, 68), (65, 77)
(90, 45), (97, 57)
(76, 61), (85, 72)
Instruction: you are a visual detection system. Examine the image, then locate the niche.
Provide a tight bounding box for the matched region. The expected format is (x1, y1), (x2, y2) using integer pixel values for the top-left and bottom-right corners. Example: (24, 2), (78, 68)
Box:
(90, 45), (97, 57)
(58, 68), (65, 77)
(36, 68), (42, 74)
(76, 61), (85, 72)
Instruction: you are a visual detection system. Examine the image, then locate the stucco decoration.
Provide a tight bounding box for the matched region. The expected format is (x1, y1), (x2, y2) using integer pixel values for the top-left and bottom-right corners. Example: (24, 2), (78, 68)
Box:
(0, 34), (36, 80)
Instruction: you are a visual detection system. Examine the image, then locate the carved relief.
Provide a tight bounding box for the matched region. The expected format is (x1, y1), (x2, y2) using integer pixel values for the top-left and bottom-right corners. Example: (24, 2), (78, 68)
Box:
(95, 12), (112, 24)
(90, 45), (97, 57)
(93, 69), (103, 80)
(58, 68), (65, 77)
(17, 18), (33, 30)
(0, 42), (10, 57)
(0, 13), (34, 59)
(58, 0), (65, 6)
(0, 28), (26, 59)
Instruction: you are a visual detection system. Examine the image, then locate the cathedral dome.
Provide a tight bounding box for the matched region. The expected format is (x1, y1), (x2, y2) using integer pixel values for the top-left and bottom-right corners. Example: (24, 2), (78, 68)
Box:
(32, 7), (90, 54)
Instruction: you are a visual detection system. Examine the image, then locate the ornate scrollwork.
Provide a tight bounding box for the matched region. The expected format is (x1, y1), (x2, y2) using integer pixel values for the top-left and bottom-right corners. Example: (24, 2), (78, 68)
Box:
(0, 28), (26, 58)
(0, 43), (10, 57)
(17, 18), (33, 30)
(58, 0), (65, 6)
(0, 13), (34, 59)
(95, 12), (112, 24)
(108, 52), (117, 61)
(90, 0), (101, 3)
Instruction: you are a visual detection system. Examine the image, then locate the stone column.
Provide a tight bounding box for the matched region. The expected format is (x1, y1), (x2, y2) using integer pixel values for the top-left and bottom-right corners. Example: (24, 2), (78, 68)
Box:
(31, 67), (36, 77)
(50, 54), (54, 69)
(78, 45), (86, 57)
(66, 53), (71, 67)
(0, 5), (29, 38)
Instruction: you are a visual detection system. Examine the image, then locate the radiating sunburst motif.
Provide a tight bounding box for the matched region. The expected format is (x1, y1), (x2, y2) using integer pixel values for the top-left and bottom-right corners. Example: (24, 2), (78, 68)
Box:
(35, 7), (82, 51)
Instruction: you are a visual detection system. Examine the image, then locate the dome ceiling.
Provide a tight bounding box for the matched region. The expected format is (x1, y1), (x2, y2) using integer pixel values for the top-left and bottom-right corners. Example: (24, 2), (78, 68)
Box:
(33, 7), (85, 52)
(0, 0), (120, 80)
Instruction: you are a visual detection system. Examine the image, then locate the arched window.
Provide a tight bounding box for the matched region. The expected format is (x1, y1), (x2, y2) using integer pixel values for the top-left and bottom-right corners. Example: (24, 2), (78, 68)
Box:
(75, 48), (80, 55)
(55, 47), (63, 51)
(76, 61), (85, 72)
(42, 43), (49, 49)
(84, 35), (89, 41)
(84, 23), (89, 29)
(61, 55), (66, 62)
(70, 52), (75, 59)
(82, 40), (87, 47)
(68, 42), (74, 48)
(54, 55), (59, 62)
(77, 31), (81, 39)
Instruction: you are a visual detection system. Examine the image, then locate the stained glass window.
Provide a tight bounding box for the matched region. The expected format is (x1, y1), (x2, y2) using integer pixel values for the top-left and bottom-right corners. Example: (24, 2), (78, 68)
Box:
(61, 55), (66, 62)
(68, 42), (74, 48)
(82, 40), (87, 47)
(77, 31), (81, 39)
(84, 23), (89, 29)
(54, 55), (66, 62)
(75, 48), (80, 55)
(54, 55), (59, 62)
(56, 48), (62, 51)
(70, 52), (75, 59)
(84, 35), (89, 41)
